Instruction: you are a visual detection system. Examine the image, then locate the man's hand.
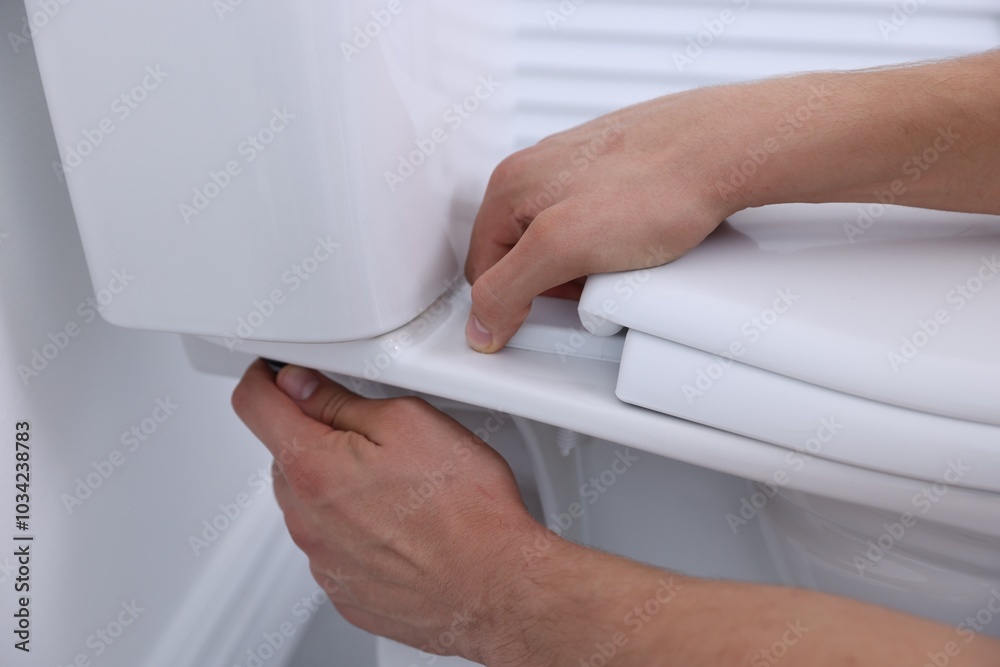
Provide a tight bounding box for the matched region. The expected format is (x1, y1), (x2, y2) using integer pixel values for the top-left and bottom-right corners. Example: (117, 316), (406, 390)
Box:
(465, 51), (1000, 353)
(463, 85), (739, 353)
(231, 362), (691, 667)
(233, 361), (1000, 667)
(231, 360), (558, 663)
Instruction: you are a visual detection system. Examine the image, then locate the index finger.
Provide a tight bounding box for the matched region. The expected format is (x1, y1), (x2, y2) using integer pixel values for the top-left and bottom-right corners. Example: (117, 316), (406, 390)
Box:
(464, 186), (527, 286)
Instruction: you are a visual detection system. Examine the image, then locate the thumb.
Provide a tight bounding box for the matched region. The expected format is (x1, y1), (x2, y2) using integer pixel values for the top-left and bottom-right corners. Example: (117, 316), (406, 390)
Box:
(466, 206), (586, 353)
(275, 365), (380, 437)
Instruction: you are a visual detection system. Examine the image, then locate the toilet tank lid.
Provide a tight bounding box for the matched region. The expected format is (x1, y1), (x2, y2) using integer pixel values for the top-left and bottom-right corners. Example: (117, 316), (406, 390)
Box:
(578, 203), (1000, 427)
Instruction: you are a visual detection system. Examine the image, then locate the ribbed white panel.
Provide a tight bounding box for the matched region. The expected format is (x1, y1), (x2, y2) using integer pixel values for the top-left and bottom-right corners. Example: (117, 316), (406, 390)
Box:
(513, 0), (1000, 144)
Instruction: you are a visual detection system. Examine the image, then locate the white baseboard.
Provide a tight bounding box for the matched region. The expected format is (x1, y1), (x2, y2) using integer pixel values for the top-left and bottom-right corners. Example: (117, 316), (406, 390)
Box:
(142, 497), (317, 667)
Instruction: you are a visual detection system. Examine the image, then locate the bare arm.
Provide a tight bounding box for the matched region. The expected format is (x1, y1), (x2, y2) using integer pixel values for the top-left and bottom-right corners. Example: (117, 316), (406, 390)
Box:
(232, 363), (1000, 667)
(464, 50), (1000, 353)
(733, 49), (1000, 213)
(482, 536), (1000, 667)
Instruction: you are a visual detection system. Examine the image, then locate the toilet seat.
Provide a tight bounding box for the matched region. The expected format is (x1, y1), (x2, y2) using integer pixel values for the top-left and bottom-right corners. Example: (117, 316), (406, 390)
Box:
(579, 203), (1000, 492)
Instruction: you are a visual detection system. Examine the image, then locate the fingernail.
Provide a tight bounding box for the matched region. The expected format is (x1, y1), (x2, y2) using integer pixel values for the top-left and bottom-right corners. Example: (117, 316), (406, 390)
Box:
(278, 365), (320, 401)
(465, 314), (493, 352)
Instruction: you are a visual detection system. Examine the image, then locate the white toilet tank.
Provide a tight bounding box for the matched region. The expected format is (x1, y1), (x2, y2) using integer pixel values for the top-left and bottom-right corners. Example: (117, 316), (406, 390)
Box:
(27, 0), (510, 343)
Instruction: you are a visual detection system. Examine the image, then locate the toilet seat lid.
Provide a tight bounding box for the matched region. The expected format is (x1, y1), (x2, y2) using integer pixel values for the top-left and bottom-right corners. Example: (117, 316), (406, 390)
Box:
(579, 203), (1000, 427)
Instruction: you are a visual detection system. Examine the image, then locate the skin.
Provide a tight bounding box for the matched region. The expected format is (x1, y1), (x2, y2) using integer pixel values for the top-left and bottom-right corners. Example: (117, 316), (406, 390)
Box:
(463, 50), (1000, 352)
(233, 362), (1000, 666)
(233, 51), (1000, 665)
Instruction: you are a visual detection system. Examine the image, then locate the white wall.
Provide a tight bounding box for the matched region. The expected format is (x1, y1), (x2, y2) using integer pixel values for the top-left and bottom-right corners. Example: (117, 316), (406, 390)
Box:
(511, 0), (1000, 146)
(0, 3), (288, 664)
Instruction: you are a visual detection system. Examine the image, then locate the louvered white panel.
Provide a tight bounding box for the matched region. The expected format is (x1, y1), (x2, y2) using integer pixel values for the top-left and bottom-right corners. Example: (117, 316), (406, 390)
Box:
(513, 0), (1000, 145)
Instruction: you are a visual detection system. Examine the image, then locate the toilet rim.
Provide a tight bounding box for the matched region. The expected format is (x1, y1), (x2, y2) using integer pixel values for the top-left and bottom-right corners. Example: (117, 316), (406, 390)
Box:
(193, 285), (1000, 540)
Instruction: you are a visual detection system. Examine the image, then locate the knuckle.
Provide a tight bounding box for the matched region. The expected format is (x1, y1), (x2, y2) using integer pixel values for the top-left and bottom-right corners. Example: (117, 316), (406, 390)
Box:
(230, 381), (250, 416)
(309, 565), (336, 597)
(507, 210), (534, 236)
(365, 544), (409, 581)
(375, 396), (431, 430)
(524, 210), (564, 251)
(341, 431), (373, 466)
(284, 512), (316, 552)
(283, 452), (326, 500)
(489, 150), (529, 187)
(470, 276), (511, 323)
(392, 395), (432, 414)
(312, 564), (350, 599)
(274, 435), (307, 468)
(317, 390), (357, 428)
(531, 208), (594, 269)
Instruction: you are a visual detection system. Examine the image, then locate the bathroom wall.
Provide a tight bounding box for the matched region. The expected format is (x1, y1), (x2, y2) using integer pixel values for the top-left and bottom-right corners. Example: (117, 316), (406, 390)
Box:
(0, 3), (293, 665)
(511, 0), (1000, 147)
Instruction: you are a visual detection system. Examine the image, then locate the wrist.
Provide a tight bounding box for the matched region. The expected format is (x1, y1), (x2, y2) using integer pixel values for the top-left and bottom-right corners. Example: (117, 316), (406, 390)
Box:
(470, 523), (688, 667)
(469, 526), (586, 667)
(714, 69), (877, 212)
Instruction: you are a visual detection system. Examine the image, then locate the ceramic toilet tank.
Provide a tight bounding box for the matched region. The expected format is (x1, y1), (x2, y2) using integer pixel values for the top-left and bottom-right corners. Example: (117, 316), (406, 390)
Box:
(27, 0), (511, 343)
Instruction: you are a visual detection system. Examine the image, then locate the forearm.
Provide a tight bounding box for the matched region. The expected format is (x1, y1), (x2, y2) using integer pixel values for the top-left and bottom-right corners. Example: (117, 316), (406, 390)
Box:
(724, 50), (1000, 215)
(479, 537), (1000, 667)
